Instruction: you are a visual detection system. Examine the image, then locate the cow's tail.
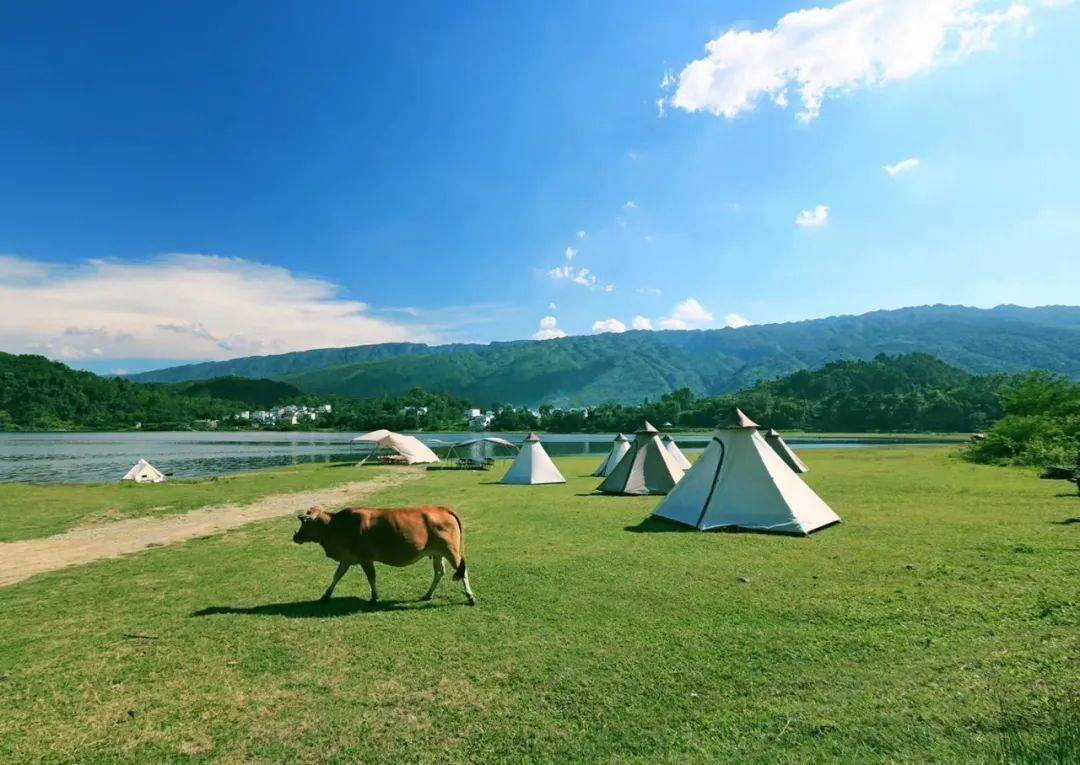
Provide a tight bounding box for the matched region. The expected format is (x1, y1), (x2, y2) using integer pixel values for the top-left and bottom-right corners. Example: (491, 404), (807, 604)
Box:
(447, 508), (467, 581)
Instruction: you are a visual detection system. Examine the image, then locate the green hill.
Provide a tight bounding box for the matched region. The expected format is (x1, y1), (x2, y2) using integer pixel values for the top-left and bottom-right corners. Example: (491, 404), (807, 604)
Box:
(170, 377), (302, 408)
(129, 304), (1080, 406)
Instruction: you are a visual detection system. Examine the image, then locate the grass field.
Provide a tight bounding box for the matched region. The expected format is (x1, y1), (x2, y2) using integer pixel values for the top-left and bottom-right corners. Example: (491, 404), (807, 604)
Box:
(0, 462), (384, 543)
(0, 447), (1076, 763)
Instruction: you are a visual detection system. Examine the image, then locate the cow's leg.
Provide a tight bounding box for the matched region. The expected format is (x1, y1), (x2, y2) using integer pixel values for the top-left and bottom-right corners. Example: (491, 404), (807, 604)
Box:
(450, 554), (476, 606)
(421, 556), (446, 601)
(320, 561), (350, 602)
(359, 559), (379, 603)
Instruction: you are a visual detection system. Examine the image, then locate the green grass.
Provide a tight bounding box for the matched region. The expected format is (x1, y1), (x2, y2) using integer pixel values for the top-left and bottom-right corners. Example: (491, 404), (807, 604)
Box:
(0, 447), (1076, 763)
(0, 462), (385, 542)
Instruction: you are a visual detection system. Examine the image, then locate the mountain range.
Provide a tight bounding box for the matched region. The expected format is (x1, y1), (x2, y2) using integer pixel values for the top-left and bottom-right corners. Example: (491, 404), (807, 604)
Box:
(128, 304), (1080, 406)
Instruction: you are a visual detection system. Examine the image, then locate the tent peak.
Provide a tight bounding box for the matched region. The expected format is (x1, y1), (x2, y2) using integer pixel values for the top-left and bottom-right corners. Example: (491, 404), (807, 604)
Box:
(765, 428), (781, 437)
(615, 433), (630, 442)
(636, 421), (659, 434)
(525, 431), (541, 442)
(716, 407), (759, 429)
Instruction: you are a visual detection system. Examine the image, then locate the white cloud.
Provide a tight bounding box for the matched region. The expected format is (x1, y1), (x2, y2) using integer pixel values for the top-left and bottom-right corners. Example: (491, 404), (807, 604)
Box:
(625, 200), (637, 209)
(547, 264), (613, 291)
(884, 157), (921, 175)
(723, 313), (752, 328)
(669, 0), (1032, 121)
(548, 302), (557, 310)
(576, 230), (587, 239)
(565, 246), (578, 259)
(533, 315), (567, 341)
(632, 315), (653, 330)
(658, 298), (715, 330)
(635, 287), (663, 295)
(592, 318), (627, 334)
(0, 253), (425, 362)
(644, 235), (654, 243)
(796, 205), (829, 227)
(660, 69), (677, 89)
(656, 98), (667, 118)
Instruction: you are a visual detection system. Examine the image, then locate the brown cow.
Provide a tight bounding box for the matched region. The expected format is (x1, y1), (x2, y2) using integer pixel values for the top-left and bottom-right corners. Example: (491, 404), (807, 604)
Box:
(292, 505), (476, 605)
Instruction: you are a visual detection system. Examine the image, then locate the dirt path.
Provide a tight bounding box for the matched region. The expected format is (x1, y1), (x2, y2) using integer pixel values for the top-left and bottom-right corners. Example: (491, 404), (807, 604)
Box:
(0, 470), (423, 588)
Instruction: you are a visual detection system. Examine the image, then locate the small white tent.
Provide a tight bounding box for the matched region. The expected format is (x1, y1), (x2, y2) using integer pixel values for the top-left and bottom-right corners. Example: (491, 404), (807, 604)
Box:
(353, 430), (440, 464)
(651, 408), (839, 535)
(764, 428), (808, 473)
(501, 432), (566, 485)
(592, 433), (631, 477)
(597, 421), (685, 496)
(661, 434), (692, 470)
(122, 459), (165, 483)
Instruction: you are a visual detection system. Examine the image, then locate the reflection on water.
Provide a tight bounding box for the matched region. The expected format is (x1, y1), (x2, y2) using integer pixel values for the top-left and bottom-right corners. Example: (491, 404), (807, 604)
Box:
(0, 431), (937, 485)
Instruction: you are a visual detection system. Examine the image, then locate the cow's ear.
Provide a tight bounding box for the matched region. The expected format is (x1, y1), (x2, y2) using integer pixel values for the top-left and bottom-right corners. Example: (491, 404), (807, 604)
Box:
(309, 505), (325, 516)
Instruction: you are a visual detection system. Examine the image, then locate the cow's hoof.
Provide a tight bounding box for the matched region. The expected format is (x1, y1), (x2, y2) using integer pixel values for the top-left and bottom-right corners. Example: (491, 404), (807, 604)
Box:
(467, 597), (477, 606)
(420, 594), (433, 601)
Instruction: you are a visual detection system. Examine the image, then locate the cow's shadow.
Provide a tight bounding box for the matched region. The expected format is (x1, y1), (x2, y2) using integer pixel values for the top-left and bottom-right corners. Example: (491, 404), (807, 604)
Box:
(191, 597), (451, 619)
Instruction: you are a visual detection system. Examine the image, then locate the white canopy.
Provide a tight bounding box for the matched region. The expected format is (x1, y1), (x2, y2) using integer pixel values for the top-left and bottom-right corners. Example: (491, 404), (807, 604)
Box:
(592, 433), (631, 477)
(353, 430), (440, 464)
(122, 459), (165, 483)
(501, 433), (565, 485)
(651, 409), (839, 535)
(597, 421), (684, 496)
(661, 434), (692, 470)
(764, 428), (808, 473)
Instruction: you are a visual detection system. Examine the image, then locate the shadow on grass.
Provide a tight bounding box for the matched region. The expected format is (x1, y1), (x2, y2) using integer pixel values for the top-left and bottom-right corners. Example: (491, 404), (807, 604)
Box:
(1052, 517), (1080, 525)
(624, 516), (695, 533)
(190, 597), (451, 619)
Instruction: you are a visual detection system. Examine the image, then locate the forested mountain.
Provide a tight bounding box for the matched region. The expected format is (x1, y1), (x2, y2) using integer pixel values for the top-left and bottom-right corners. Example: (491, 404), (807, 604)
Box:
(117, 304), (1080, 406)
(0, 355), (301, 430)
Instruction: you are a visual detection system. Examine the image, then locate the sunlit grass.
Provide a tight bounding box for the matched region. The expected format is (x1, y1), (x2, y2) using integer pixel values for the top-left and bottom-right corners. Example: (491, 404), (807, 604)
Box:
(0, 447), (1075, 762)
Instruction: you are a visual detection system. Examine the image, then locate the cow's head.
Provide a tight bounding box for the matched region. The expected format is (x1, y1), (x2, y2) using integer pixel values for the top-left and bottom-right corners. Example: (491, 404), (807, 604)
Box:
(292, 506), (326, 544)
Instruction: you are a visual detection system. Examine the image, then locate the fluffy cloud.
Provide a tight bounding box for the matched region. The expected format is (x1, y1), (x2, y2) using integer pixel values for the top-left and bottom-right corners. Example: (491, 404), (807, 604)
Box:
(796, 205), (830, 227)
(564, 247), (578, 259)
(723, 313), (752, 328)
(658, 298), (715, 330)
(884, 157), (921, 175)
(625, 200), (637, 209)
(632, 315), (653, 330)
(592, 318), (627, 334)
(669, 0), (1031, 121)
(548, 302), (557, 310)
(533, 315), (567, 341)
(0, 253), (423, 362)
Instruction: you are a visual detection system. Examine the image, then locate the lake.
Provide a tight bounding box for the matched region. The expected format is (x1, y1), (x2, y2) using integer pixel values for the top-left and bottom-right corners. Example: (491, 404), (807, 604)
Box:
(0, 431), (945, 485)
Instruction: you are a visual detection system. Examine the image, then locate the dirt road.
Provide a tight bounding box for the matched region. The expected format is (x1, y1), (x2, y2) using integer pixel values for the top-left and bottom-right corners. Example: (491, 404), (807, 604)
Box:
(0, 470), (422, 588)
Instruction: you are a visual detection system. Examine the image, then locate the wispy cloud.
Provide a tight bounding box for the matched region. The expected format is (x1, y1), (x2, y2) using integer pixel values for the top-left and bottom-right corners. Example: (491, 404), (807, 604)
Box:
(576, 230), (587, 239)
(624, 200), (637, 209)
(884, 157), (921, 175)
(547, 264), (614, 292)
(0, 253), (428, 362)
(667, 0), (1032, 121)
(632, 315), (653, 330)
(796, 205), (829, 227)
(564, 247), (578, 259)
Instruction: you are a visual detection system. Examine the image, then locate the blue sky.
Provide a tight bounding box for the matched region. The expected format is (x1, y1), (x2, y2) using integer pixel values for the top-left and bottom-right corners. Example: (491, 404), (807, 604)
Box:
(1, 0), (1077, 373)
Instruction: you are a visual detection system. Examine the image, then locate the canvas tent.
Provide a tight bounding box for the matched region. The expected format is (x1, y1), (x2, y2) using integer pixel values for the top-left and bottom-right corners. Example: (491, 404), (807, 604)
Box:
(501, 432), (565, 485)
(592, 433), (631, 477)
(353, 430), (440, 464)
(445, 437), (517, 468)
(122, 459), (166, 483)
(597, 421), (685, 495)
(651, 408), (840, 535)
(764, 428), (808, 473)
(661, 434), (692, 470)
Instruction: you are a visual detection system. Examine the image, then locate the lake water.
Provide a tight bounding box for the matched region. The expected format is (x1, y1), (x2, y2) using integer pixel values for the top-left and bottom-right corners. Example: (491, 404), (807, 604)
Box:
(0, 431), (943, 485)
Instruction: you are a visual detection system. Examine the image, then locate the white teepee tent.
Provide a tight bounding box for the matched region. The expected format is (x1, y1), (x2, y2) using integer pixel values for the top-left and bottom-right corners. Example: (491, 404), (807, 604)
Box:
(764, 428), (808, 473)
(651, 409), (839, 535)
(661, 434), (692, 470)
(597, 421), (685, 495)
(501, 432), (566, 485)
(593, 433), (631, 477)
(122, 459), (166, 483)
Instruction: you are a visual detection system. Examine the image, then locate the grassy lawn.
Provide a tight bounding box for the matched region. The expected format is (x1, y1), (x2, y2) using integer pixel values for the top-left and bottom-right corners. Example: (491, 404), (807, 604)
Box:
(0, 462), (385, 542)
(0, 447), (1075, 763)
